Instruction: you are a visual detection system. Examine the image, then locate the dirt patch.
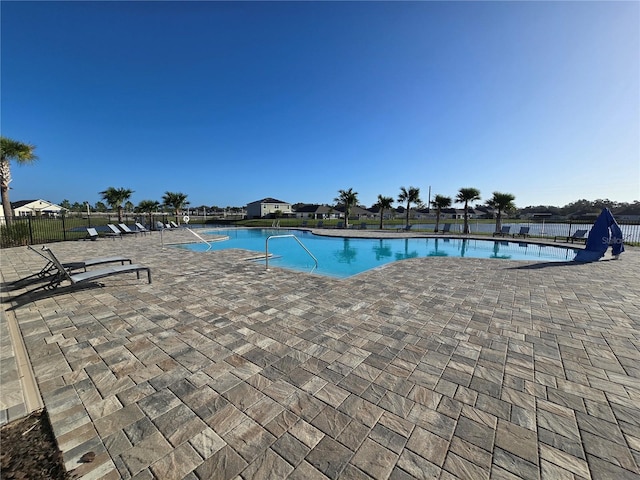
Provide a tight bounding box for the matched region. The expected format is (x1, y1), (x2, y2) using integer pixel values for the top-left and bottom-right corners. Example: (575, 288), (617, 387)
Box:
(1, 410), (70, 479)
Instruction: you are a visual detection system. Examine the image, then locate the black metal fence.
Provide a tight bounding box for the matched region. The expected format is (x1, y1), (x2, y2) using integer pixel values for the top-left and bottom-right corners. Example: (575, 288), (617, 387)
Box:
(1, 214), (639, 248)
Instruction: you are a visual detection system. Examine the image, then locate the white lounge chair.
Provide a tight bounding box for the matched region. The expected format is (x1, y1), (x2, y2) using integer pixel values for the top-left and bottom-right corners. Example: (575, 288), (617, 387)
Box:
(134, 222), (150, 235)
(118, 223), (140, 235)
(42, 246), (151, 289)
(105, 224), (123, 239)
(9, 246), (133, 288)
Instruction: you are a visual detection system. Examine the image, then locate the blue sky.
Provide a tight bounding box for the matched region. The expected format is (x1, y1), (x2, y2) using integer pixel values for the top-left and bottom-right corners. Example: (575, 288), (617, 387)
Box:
(2, 1), (638, 209)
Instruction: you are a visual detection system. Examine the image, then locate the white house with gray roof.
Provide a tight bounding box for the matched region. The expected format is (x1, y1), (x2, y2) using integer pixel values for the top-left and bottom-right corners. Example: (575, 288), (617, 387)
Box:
(246, 198), (292, 219)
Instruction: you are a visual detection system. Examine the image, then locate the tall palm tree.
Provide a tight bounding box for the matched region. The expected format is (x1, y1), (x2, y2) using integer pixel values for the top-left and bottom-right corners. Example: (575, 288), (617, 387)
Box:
(374, 195), (394, 229)
(162, 191), (188, 223)
(455, 187), (481, 234)
(99, 187), (134, 223)
(1, 137), (38, 224)
(136, 200), (160, 228)
(486, 192), (516, 234)
(334, 188), (358, 229)
(398, 186), (421, 229)
(430, 194), (452, 232)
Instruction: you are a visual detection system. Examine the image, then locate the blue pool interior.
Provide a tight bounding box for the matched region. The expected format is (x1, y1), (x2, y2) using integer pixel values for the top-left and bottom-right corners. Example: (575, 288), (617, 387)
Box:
(172, 228), (579, 278)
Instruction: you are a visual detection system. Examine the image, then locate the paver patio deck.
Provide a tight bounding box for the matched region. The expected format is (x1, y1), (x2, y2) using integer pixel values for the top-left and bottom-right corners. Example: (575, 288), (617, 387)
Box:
(1, 228), (639, 479)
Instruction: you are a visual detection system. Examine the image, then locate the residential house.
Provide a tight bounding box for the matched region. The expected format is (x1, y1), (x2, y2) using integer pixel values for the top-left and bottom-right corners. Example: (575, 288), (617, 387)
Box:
(5, 199), (67, 218)
(294, 204), (338, 219)
(246, 198), (292, 219)
(333, 205), (375, 220)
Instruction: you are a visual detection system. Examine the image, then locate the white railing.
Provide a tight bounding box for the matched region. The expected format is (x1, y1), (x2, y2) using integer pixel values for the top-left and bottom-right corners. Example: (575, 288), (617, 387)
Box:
(186, 227), (212, 251)
(265, 234), (318, 272)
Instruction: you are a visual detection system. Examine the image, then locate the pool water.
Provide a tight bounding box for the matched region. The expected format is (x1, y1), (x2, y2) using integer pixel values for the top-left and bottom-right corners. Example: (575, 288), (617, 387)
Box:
(173, 228), (578, 278)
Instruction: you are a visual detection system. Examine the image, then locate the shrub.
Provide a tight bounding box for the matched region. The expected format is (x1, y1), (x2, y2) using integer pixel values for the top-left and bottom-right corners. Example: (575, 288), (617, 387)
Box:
(0, 222), (31, 247)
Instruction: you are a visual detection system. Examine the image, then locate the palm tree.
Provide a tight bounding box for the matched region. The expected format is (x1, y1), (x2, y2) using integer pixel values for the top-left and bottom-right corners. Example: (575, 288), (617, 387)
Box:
(99, 187), (134, 223)
(1, 137), (38, 224)
(430, 194), (452, 232)
(334, 188), (358, 229)
(486, 192), (516, 234)
(374, 195), (394, 229)
(397, 186), (421, 229)
(455, 187), (481, 234)
(136, 200), (161, 228)
(162, 191), (188, 223)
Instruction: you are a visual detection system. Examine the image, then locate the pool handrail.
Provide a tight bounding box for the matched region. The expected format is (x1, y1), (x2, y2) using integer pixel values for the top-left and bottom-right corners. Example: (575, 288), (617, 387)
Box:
(265, 234), (318, 272)
(186, 227), (212, 251)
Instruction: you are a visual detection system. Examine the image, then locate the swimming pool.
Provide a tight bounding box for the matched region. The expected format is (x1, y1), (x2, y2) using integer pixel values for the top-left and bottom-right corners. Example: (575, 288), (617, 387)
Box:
(173, 228), (579, 278)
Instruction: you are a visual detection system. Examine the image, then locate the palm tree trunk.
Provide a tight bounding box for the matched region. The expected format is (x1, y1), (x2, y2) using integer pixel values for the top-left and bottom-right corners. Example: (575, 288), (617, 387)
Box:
(379, 208), (384, 229)
(1, 161), (13, 225)
(463, 201), (469, 234)
(1, 185), (12, 225)
(435, 209), (440, 232)
(405, 203), (410, 228)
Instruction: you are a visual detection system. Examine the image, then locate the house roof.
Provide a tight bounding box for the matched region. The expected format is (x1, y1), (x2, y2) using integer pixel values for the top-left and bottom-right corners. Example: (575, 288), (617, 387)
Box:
(10, 200), (40, 208)
(248, 198), (289, 205)
(295, 204), (332, 214)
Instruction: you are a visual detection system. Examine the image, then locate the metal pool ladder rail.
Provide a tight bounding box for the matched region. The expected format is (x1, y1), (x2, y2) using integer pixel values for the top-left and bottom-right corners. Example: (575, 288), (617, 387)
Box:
(186, 227), (213, 251)
(265, 234), (318, 272)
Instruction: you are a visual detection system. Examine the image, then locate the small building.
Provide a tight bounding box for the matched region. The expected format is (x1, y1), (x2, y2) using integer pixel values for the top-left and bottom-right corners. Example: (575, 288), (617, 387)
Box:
(8, 199), (67, 218)
(246, 198), (292, 219)
(294, 204), (338, 219)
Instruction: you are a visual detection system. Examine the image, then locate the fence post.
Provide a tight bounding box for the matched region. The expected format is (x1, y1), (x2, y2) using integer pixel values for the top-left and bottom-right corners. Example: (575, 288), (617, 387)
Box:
(28, 217), (34, 245)
(62, 215), (67, 241)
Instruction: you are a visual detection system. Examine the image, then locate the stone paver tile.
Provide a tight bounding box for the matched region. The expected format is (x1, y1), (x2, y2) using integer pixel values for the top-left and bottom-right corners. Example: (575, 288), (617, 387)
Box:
(405, 425), (449, 467)
(272, 432), (310, 467)
(378, 390), (415, 419)
(103, 429), (133, 458)
(284, 390), (325, 421)
(186, 387), (230, 423)
(265, 409), (299, 438)
(538, 427), (585, 460)
(208, 403), (249, 436)
(311, 406), (351, 438)
(241, 449), (294, 479)
(581, 430), (638, 472)
(396, 448), (441, 480)
(369, 423), (408, 454)
(223, 381), (265, 412)
(136, 388), (181, 420)
(189, 426), (226, 459)
(337, 420), (370, 452)
(351, 438), (398, 480)
(194, 444), (247, 480)
(586, 453), (640, 480)
(495, 418), (539, 465)
(289, 418), (325, 449)
(305, 436), (354, 480)
(540, 459), (583, 480)
(443, 451), (490, 480)
(537, 401), (580, 441)
(288, 460), (331, 480)
(407, 403), (456, 440)
(339, 463), (374, 480)
(576, 410), (628, 445)
(120, 430), (173, 477)
(315, 383), (351, 408)
(149, 442), (202, 480)
(449, 436), (492, 470)
(154, 403), (207, 447)
(338, 395), (384, 428)
(223, 417), (276, 464)
(245, 395), (285, 427)
(539, 443), (590, 479)
(93, 402), (146, 438)
(493, 447), (540, 480)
